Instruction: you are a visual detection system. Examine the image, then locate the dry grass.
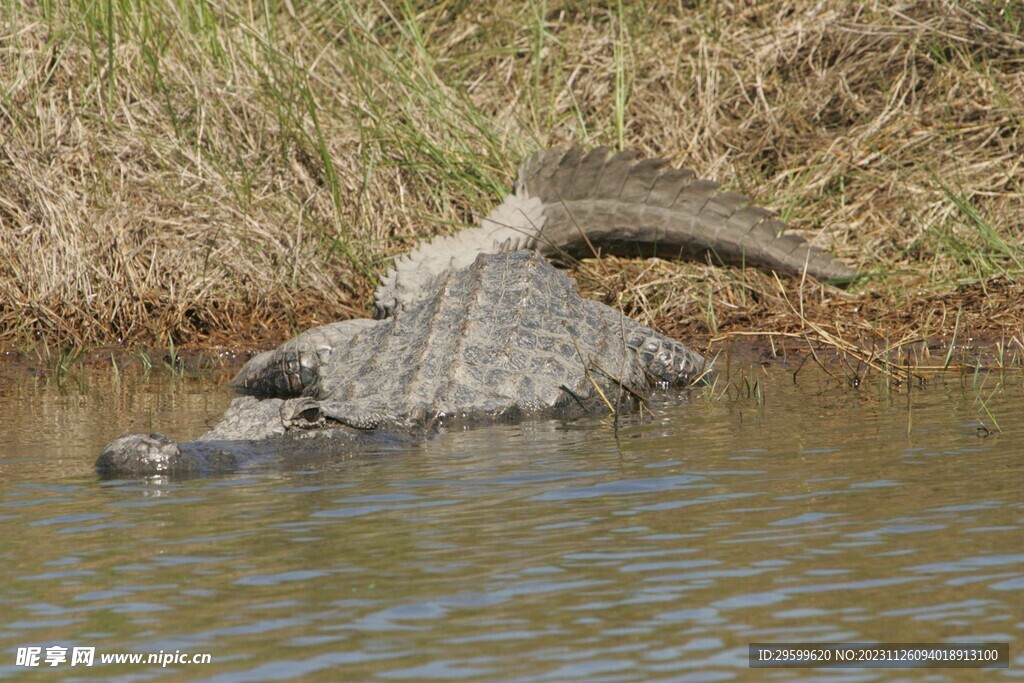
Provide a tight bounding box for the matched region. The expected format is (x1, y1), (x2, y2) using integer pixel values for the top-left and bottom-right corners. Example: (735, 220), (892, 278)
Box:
(1, 1), (1022, 361)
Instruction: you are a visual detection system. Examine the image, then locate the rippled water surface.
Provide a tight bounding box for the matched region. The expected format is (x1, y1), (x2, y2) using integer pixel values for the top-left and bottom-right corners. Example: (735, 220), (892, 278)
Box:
(0, 356), (1022, 681)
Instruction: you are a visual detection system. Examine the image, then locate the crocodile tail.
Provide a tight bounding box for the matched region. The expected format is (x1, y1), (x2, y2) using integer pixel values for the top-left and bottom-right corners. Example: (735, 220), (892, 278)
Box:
(373, 193), (546, 318)
(516, 146), (857, 282)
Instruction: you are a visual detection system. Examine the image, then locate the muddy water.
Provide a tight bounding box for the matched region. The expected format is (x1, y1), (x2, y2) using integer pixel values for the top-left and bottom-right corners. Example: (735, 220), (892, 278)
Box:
(0, 355), (1022, 681)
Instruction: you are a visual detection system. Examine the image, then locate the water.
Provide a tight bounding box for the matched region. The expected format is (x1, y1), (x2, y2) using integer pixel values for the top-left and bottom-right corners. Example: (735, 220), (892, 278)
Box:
(0, 355), (1022, 681)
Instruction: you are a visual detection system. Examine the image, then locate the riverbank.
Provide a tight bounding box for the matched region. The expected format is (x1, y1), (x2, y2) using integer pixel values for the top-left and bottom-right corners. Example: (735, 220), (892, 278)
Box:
(2, 2), (1021, 358)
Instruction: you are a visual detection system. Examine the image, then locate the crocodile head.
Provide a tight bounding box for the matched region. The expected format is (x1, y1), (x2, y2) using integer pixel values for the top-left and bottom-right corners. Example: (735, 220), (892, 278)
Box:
(96, 433), (200, 477)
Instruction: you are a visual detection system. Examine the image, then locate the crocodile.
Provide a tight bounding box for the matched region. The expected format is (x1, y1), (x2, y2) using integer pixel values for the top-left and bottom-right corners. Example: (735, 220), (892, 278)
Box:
(97, 146), (854, 477)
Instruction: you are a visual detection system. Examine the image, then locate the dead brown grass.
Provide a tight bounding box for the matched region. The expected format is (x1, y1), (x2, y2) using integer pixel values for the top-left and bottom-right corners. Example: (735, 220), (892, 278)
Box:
(576, 256), (1024, 376)
(1, 1), (1022, 360)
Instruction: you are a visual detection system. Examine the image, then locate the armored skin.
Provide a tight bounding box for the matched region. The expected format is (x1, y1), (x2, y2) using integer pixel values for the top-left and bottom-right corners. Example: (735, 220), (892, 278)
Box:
(98, 147), (853, 477)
